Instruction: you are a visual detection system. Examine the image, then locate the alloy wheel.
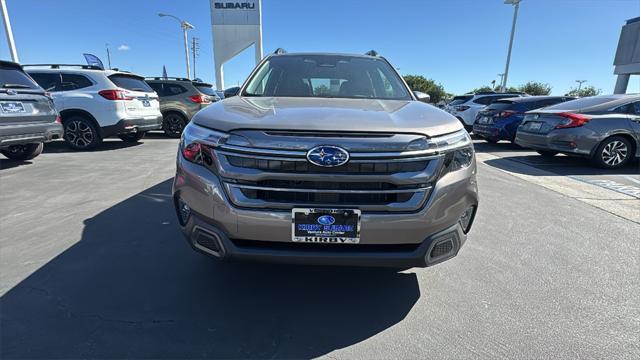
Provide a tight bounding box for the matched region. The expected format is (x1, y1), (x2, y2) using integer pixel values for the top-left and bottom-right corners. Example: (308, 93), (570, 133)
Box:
(65, 120), (95, 148)
(601, 140), (628, 166)
(164, 114), (185, 137)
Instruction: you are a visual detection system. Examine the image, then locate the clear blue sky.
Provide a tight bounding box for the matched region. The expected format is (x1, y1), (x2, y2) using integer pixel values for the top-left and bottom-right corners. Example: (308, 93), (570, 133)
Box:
(1, 0), (639, 95)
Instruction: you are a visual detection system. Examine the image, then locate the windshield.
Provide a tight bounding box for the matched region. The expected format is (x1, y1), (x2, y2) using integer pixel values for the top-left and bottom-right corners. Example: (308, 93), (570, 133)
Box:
(543, 96), (618, 111)
(109, 74), (153, 92)
(483, 100), (514, 111)
(194, 83), (217, 96)
(0, 66), (40, 90)
(243, 55), (411, 100)
(449, 95), (472, 105)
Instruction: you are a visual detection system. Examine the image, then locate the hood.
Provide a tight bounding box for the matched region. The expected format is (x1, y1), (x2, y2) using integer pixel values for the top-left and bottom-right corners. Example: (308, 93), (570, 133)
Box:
(192, 96), (462, 137)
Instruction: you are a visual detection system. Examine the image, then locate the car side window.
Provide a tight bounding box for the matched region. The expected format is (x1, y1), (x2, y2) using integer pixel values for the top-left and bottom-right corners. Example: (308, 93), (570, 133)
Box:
(28, 72), (62, 92)
(60, 74), (93, 91)
(473, 96), (493, 105)
(165, 84), (187, 96)
(612, 103), (635, 115)
(631, 102), (640, 115)
(148, 83), (164, 96)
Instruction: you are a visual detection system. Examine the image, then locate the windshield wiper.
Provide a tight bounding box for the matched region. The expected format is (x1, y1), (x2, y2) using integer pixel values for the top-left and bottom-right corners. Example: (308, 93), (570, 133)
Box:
(2, 83), (31, 89)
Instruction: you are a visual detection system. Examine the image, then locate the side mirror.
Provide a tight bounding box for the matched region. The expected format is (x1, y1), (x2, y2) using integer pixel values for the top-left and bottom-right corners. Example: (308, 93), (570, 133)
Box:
(414, 91), (430, 103)
(224, 86), (240, 98)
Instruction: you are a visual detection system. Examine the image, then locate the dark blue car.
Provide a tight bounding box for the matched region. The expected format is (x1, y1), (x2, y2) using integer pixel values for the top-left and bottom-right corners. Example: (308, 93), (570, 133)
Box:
(473, 96), (575, 143)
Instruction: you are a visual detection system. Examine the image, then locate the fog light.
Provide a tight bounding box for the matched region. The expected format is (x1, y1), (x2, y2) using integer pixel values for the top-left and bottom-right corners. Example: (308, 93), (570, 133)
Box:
(177, 198), (191, 225)
(459, 206), (475, 233)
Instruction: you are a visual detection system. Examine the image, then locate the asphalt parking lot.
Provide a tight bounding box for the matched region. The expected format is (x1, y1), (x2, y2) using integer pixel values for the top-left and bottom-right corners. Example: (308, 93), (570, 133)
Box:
(1, 135), (639, 359)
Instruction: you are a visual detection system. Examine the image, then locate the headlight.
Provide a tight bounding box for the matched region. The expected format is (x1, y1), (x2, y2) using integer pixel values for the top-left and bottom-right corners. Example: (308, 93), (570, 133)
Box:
(428, 129), (474, 174)
(180, 123), (227, 165)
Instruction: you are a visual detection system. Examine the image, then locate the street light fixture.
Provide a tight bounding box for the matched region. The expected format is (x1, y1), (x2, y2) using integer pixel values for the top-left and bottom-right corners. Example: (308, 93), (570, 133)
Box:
(501, 0), (521, 92)
(575, 80), (587, 97)
(158, 12), (194, 79)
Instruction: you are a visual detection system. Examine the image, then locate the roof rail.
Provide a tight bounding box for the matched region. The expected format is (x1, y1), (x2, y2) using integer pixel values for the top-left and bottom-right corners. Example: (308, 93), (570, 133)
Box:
(273, 48), (287, 55)
(474, 91), (497, 95)
(365, 50), (379, 56)
(144, 76), (191, 81)
(22, 64), (103, 70)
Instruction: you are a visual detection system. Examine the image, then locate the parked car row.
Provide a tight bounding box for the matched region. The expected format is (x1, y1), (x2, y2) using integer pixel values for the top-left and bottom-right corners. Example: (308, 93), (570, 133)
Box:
(445, 91), (527, 132)
(514, 94), (640, 169)
(462, 93), (640, 169)
(0, 60), (226, 160)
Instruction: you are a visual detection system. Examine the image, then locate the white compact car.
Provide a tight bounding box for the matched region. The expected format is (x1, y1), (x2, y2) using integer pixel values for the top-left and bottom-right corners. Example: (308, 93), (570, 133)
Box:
(25, 64), (162, 150)
(446, 92), (526, 131)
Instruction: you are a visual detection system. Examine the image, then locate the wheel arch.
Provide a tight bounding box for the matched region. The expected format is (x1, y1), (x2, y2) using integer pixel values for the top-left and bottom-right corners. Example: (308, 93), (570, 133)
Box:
(162, 108), (189, 121)
(59, 109), (102, 136)
(591, 132), (637, 159)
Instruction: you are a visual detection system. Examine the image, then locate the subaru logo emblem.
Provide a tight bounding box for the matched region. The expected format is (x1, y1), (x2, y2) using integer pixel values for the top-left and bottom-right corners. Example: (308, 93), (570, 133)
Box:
(317, 215), (335, 226)
(306, 145), (350, 167)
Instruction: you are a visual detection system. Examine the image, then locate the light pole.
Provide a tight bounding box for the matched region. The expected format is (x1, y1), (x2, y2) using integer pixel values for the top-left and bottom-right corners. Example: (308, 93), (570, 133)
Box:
(575, 80), (587, 97)
(158, 13), (194, 79)
(501, 0), (521, 92)
(0, 0), (19, 62)
(105, 43), (112, 69)
(497, 73), (505, 91)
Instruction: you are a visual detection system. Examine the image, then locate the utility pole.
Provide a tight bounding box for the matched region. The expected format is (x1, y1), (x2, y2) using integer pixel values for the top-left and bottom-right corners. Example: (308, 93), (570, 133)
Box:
(191, 37), (200, 79)
(501, 0), (521, 92)
(0, 0), (19, 62)
(105, 44), (112, 69)
(575, 80), (587, 97)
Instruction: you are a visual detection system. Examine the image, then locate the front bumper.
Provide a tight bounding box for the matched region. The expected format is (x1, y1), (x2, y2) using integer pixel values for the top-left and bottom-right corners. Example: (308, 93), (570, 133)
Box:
(101, 115), (163, 138)
(172, 156), (479, 268)
(0, 122), (64, 147)
(515, 128), (595, 156)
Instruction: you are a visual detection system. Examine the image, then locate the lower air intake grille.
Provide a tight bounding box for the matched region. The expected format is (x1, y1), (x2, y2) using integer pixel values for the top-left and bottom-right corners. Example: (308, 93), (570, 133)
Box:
(430, 239), (454, 258)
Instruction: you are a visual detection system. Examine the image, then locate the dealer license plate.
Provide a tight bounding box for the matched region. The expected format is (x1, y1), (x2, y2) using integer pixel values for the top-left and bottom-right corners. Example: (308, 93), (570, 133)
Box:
(292, 208), (361, 244)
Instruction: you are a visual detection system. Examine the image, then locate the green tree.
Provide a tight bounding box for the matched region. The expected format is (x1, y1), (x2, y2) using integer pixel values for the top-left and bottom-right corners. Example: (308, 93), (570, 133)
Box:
(403, 75), (447, 103)
(470, 86), (495, 93)
(517, 81), (551, 95)
(565, 85), (601, 97)
(314, 84), (331, 96)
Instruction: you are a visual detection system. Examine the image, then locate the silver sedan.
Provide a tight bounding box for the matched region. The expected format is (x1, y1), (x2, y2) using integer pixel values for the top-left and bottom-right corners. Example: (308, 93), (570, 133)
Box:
(515, 94), (640, 169)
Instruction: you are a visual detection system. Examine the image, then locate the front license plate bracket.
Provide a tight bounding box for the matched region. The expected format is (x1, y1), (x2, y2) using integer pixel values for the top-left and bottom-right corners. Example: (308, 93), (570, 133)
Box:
(292, 208), (361, 244)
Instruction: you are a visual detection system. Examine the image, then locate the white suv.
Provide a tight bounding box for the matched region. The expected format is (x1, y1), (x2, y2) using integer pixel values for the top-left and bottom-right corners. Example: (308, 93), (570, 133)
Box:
(446, 92), (526, 131)
(25, 65), (162, 150)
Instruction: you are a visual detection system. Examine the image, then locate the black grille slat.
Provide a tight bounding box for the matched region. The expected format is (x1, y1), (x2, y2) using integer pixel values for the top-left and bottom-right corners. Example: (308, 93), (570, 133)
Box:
(241, 188), (414, 205)
(226, 155), (428, 174)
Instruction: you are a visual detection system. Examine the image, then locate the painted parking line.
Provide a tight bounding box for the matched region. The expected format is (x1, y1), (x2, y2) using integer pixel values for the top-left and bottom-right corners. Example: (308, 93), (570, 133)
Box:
(570, 177), (640, 199)
(625, 176), (640, 186)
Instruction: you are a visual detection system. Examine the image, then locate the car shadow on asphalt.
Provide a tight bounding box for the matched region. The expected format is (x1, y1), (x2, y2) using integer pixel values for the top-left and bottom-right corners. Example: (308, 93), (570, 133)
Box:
(484, 155), (640, 176)
(472, 140), (529, 153)
(0, 158), (33, 170)
(42, 139), (143, 153)
(0, 179), (420, 359)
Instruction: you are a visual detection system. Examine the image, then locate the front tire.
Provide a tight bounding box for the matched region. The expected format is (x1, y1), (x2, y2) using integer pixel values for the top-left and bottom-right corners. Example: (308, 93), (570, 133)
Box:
(1, 143), (44, 160)
(592, 136), (633, 169)
(118, 131), (146, 142)
(162, 112), (187, 138)
(63, 116), (102, 150)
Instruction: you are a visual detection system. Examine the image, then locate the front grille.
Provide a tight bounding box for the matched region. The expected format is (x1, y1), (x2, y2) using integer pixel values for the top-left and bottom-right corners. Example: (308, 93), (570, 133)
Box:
(226, 155), (428, 174)
(214, 140), (440, 212)
(240, 188), (414, 205)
